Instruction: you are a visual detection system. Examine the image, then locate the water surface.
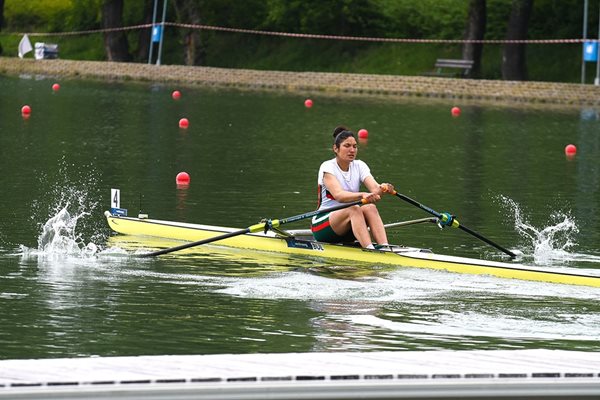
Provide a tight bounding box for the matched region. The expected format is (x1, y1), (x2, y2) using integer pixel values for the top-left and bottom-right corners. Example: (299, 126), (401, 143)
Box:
(0, 75), (599, 359)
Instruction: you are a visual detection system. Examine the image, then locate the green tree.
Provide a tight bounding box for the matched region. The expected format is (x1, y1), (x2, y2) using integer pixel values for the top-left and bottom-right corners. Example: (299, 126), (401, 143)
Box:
(263, 0), (388, 36)
(0, 0), (4, 55)
(134, 0), (153, 62)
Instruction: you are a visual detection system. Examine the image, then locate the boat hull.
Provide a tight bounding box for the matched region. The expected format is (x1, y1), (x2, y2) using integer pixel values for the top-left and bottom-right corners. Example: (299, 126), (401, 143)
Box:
(105, 212), (600, 288)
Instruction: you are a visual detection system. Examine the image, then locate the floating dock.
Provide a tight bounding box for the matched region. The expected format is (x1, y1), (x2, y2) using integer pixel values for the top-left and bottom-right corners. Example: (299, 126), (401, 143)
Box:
(1, 350), (600, 399)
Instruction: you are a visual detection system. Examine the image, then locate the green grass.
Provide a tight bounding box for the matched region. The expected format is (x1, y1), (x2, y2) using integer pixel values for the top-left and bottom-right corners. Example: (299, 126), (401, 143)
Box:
(197, 34), (583, 82)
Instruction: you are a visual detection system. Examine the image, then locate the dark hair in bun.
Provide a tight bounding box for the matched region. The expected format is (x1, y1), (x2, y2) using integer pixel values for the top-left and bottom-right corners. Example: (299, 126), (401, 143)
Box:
(332, 125), (355, 147)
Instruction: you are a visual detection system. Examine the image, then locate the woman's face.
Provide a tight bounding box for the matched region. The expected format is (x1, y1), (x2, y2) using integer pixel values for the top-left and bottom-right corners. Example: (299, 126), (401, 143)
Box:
(334, 136), (358, 162)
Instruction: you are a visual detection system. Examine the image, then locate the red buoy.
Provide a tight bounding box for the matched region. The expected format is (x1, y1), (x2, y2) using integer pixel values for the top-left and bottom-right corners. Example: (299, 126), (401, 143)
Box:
(176, 172), (190, 185)
(172, 90), (181, 100)
(451, 106), (461, 117)
(21, 105), (31, 116)
(52, 83), (60, 92)
(565, 144), (577, 156)
(304, 99), (313, 108)
(358, 128), (369, 139)
(179, 118), (189, 129)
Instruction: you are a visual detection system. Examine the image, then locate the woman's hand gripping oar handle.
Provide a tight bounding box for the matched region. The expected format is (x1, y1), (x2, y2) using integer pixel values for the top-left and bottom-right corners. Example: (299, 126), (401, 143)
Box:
(383, 187), (516, 258)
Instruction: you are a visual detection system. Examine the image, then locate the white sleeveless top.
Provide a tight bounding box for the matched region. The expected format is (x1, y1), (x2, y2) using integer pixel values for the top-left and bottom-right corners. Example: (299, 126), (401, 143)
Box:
(316, 158), (371, 211)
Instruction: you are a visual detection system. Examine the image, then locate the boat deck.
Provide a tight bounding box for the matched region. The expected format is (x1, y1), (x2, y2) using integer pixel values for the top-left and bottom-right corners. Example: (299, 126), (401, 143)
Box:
(1, 350), (599, 399)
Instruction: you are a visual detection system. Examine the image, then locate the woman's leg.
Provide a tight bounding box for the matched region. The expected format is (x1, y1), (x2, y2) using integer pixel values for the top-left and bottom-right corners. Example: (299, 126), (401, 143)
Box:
(329, 206), (373, 248)
(361, 204), (388, 245)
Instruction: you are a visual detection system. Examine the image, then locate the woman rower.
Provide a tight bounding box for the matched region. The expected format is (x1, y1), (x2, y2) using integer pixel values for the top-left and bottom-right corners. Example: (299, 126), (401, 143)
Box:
(311, 126), (394, 249)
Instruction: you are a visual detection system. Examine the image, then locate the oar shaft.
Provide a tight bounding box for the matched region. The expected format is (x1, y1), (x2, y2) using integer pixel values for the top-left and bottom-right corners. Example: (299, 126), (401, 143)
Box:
(279, 199), (366, 225)
(394, 192), (442, 219)
(384, 217), (437, 229)
(390, 190), (516, 258)
(457, 224), (515, 257)
(250, 199), (368, 233)
(140, 227), (250, 257)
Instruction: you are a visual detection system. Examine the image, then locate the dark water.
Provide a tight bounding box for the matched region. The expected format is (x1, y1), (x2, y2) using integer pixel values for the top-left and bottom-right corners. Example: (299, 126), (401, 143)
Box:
(1, 74), (599, 360)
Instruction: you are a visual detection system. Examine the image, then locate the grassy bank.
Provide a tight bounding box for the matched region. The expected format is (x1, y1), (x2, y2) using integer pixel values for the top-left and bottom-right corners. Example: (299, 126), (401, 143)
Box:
(0, 31), (587, 84)
(201, 35), (585, 83)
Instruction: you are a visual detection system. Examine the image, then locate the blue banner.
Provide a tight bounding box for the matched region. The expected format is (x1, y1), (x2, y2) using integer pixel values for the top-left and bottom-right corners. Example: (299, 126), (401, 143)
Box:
(583, 41), (598, 62)
(152, 25), (162, 43)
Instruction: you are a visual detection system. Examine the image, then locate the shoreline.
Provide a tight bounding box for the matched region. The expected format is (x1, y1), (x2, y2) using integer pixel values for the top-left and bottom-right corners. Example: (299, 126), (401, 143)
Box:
(1, 57), (600, 108)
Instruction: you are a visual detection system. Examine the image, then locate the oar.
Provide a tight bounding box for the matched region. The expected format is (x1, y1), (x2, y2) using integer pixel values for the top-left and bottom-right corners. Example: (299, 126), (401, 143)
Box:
(287, 217), (437, 236)
(387, 190), (516, 258)
(383, 217), (437, 229)
(141, 199), (368, 257)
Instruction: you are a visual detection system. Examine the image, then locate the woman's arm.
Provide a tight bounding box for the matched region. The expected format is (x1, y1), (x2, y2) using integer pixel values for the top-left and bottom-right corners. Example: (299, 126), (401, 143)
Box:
(364, 176), (394, 196)
(323, 173), (378, 203)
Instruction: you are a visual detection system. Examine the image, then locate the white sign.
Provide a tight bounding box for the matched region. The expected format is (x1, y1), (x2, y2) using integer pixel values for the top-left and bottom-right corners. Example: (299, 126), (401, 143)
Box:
(111, 188), (120, 209)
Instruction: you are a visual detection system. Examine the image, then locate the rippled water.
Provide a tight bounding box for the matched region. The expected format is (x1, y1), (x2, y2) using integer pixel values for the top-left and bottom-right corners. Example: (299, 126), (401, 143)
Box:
(6, 201), (600, 358)
(1, 75), (599, 359)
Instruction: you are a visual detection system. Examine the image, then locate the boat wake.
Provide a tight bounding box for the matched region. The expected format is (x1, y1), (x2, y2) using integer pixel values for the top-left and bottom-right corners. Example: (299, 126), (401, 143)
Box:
(210, 268), (600, 348)
(498, 195), (600, 266)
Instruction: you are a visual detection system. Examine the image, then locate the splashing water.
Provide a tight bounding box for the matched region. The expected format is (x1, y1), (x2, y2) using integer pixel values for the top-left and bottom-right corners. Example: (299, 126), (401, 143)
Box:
(499, 195), (579, 265)
(18, 159), (108, 259)
(36, 205), (98, 257)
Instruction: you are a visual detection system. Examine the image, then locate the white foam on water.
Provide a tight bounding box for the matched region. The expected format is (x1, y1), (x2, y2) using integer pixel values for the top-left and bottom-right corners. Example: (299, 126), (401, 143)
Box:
(214, 265), (600, 302)
(213, 267), (600, 343)
(215, 271), (409, 301)
(347, 312), (600, 341)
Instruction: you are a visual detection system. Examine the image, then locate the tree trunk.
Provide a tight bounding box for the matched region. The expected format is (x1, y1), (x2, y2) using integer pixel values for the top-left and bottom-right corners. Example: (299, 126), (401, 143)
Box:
(102, 0), (131, 62)
(0, 0), (4, 30)
(462, 0), (486, 78)
(173, 0), (204, 66)
(0, 0), (4, 55)
(136, 0), (153, 62)
(501, 0), (533, 81)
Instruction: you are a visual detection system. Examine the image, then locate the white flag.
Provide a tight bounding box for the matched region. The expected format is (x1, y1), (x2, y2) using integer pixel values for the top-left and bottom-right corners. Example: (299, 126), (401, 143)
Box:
(18, 34), (33, 58)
